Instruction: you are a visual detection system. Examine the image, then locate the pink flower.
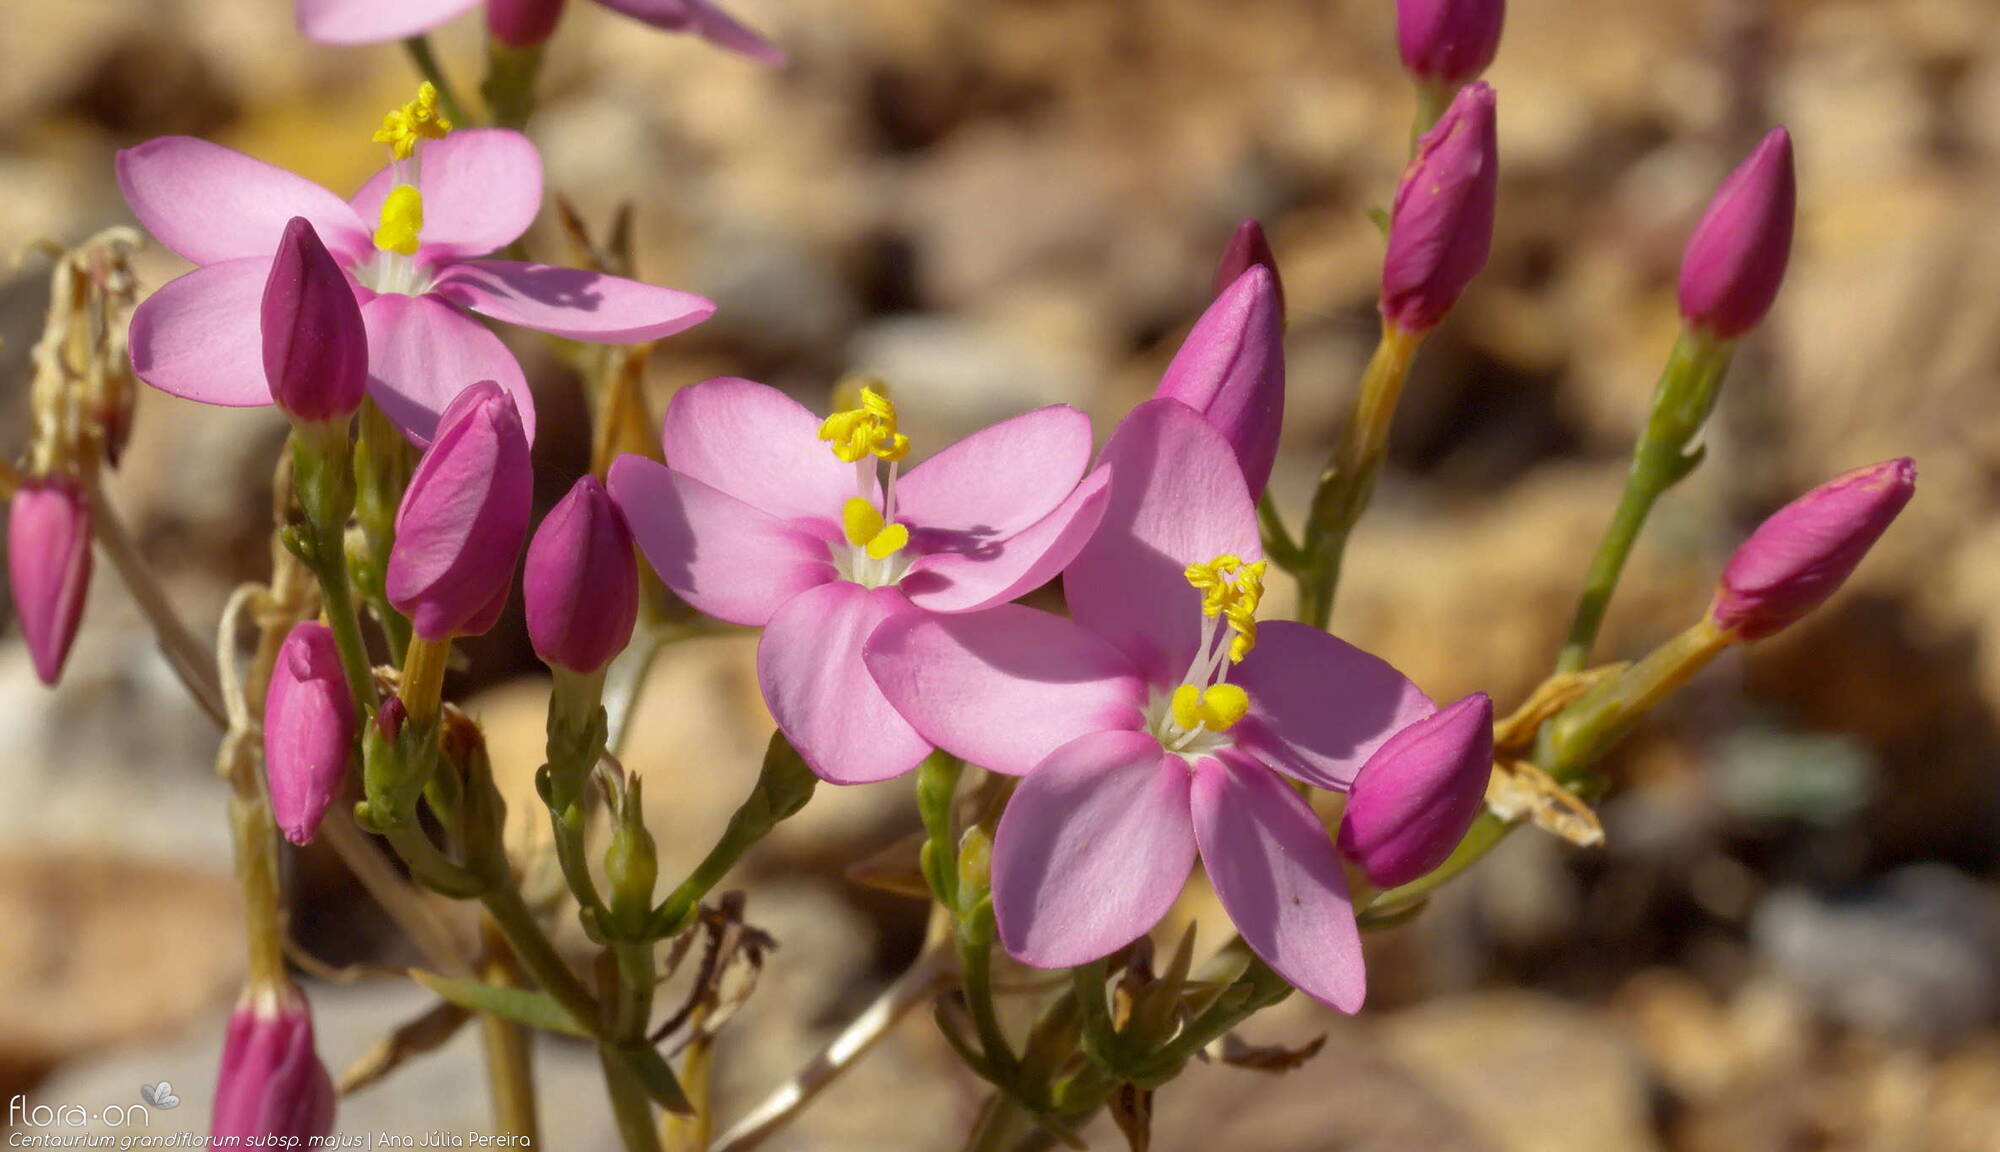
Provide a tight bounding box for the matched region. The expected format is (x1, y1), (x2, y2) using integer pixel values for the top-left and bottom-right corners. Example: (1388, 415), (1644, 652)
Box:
(296, 0), (785, 64)
(1153, 263), (1285, 499)
(1396, 0), (1506, 87)
(387, 381), (534, 641)
(608, 377), (1110, 784)
(211, 987), (336, 1144)
(7, 474), (93, 686)
(1337, 692), (1493, 887)
(1711, 458), (1914, 640)
(119, 122), (714, 444)
(525, 474), (640, 675)
(1380, 81), (1498, 334)
(264, 622), (358, 846)
(864, 400), (1433, 1011)
(1678, 127), (1796, 339)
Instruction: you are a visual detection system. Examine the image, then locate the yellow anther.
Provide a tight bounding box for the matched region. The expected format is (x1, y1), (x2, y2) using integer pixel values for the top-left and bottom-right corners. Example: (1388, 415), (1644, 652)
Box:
(819, 386), (910, 463)
(373, 185), (425, 256)
(372, 82), (453, 161)
(841, 497), (908, 561)
(1184, 554), (1267, 662)
(1170, 683), (1251, 734)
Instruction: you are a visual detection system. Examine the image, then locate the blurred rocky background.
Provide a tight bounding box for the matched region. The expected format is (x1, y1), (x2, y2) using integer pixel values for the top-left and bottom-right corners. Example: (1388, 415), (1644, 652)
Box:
(3, 0), (1999, 1148)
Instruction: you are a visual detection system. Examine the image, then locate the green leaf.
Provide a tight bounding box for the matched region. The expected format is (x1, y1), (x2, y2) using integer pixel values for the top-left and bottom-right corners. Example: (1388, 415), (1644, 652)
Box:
(612, 1042), (694, 1115)
(407, 970), (590, 1038)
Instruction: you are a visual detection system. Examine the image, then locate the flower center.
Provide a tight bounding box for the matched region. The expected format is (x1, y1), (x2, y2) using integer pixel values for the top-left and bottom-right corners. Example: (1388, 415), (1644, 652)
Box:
(1147, 554), (1266, 758)
(820, 382), (915, 588)
(363, 83), (452, 296)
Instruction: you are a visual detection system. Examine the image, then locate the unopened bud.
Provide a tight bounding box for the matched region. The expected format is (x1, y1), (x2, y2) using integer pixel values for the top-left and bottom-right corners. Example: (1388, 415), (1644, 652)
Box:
(263, 218), (367, 425)
(1380, 82), (1498, 333)
(1678, 128), (1796, 339)
(211, 986), (336, 1145)
(8, 474), (93, 685)
(1396, 0), (1506, 88)
(264, 622), (358, 846)
(1338, 693), (1494, 888)
(1154, 265), (1286, 498)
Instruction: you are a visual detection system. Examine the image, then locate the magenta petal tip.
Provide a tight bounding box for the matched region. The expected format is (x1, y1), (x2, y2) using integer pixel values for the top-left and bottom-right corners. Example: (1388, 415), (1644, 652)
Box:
(1154, 263), (1287, 499)
(1380, 81), (1499, 334)
(1711, 457), (1915, 640)
(1338, 692), (1494, 889)
(1396, 0), (1505, 87)
(525, 474), (640, 675)
(1678, 127), (1796, 339)
(1211, 219), (1286, 321)
(8, 475), (93, 686)
(211, 989), (336, 1144)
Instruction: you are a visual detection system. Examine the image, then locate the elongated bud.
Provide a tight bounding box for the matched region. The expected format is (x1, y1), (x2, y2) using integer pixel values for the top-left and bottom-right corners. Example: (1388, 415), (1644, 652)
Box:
(525, 475), (639, 675)
(9, 475), (93, 685)
(1338, 693), (1494, 888)
(263, 622), (357, 846)
(263, 218), (367, 424)
(488, 0), (566, 47)
(211, 987), (336, 1144)
(1396, 0), (1505, 87)
(1211, 219), (1285, 322)
(1678, 128), (1796, 339)
(386, 381), (533, 641)
(605, 777), (658, 934)
(1381, 82), (1498, 333)
(1710, 458), (1914, 641)
(1154, 265), (1286, 498)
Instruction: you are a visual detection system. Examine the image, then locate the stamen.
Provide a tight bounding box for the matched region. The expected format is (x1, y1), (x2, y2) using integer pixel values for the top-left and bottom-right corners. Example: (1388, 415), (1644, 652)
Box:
(374, 185), (425, 257)
(819, 386), (910, 463)
(1183, 554), (1268, 663)
(373, 82), (453, 162)
(841, 496), (908, 563)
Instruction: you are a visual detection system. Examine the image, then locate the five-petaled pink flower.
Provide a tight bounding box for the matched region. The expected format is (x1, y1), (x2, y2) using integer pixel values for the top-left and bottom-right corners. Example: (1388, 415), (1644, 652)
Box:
(296, 0), (784, 64)
(608, 377), (1110, 785)
(118, 103), (713, 445)
(864, 400), (1434, 1011)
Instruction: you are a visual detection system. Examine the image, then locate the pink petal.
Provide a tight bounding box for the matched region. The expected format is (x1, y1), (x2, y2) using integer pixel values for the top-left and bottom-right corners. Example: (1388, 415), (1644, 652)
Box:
(1065, 399), (1260, 685)
(606, 456), (832, 627)
(991, 731), (1196, 968)
(360, 293), (535, 446)
(296, 0), (479, 42)
(592, 0), (788, 64)
(1191, 753), (1366, 1013)
(1230, 621), (1436, 792)
(128, 259), (278, 407)
(902, 466), (1111, 614)
(116, 138), (369, 266)
(660, 377), (860, 524)
(432, 261), (715, 343)
(351, 130), (543, 259)
(863, 605), (1147, 776)
(896, 405), (1094, 541)
(757, 581), (931, 784)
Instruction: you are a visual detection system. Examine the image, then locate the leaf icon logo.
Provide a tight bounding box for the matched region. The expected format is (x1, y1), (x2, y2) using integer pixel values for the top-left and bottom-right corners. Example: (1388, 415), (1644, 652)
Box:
(139, 1081), (180, 1109)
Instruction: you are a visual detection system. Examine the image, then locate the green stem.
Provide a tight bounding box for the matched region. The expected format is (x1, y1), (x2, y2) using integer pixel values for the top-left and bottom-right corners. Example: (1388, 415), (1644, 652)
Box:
(956, 917), (1017, 1084)
(601, 1045), (666, 1152)
(1555, 330), (1734, 673)
(962, 1094), (1034, 1152)
(916, 754), (964, 908)
(313, 519), (379, 717)
(402, 36), (472, 127)
(605, 940), (660, 1149)
(480, 881), (604, 1032)
(479, 924), (542, 1142)
(1256, 491), (1306, 574)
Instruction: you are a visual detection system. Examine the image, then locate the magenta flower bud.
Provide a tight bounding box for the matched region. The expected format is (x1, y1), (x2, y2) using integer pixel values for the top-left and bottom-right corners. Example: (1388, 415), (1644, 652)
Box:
(525, 475), (639, 675)
(211, 988), (336, 1144)
(1154, 265), (1286, 498)
(386, 381), (533, 641)
(1396, 0), (1505, 87)
(1710, 458), (1914, 641)
(1338, 692), (1494, 888)
(263, 622), (357, 846)
(488, 0), (567, 48)
(1380, 82), (1498, 334)
(263, 217), (367, 424)
(375, 695), (406, 742)
(8, 474), (93, 686)
(1211, 219), (1285, 322)
(1678, 128), (1796, 339)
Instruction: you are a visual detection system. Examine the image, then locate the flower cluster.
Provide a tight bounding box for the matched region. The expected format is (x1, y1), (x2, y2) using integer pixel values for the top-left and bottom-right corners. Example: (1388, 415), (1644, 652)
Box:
(0, 0), (1925, 1147)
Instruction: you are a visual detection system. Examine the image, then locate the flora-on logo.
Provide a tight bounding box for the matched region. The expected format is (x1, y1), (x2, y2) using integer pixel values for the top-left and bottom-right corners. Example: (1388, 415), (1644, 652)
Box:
(139, 1081), (180, 1109)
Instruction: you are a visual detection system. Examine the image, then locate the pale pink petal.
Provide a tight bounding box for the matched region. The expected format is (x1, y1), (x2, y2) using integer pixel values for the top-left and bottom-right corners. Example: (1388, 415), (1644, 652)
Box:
(863, 604), (1146, 776)
(432, 261), (715, 342)
(757, 581), (931, 784)
(896, 405), (1093, 541)
(991, 731), (1196, 968)
(1065, 399), (1260, 685)
(1191, 753), (1366, 1013)
(606, 456), (832, 627)
(1230, 621), (1436, 792)
(296, 0), (479, 43)
(351, 130), (543, 259)
(361, 293), (535, 446)
(902, 467), (1110, 614)
(128, 259), (278, 407)
(660, 377), (859, 523)
(116, 138), (370, 266)
(592, 0), (788, 64)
